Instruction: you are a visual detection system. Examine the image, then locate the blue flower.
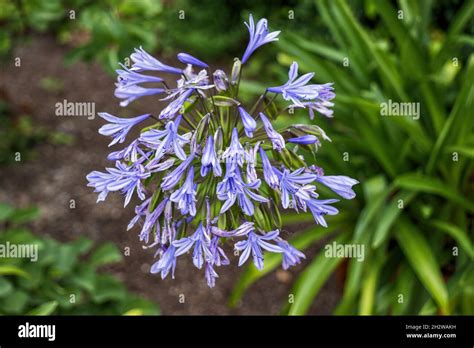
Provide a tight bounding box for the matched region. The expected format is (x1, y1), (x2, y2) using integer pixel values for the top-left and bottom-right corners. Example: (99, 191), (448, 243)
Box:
(116, 63), (164, 88)
(140, 115), (190, 161)
(259, 112), (285, 151)
(268, 62), (334, 107)
(234, 230), (283, 270)
(290, 100), (335, 120)
(170, 166), (197, 216)
(114, 84), (165, 107)
(288, 135), (318, 145)
(159, 88), (194, 120)
(241, 14), (280, 64)
(161, 154), (195, 191)
(177, 53), (208, 68)
(315, 175), (359, 200)
(107, 139), (149, 162)
(173, 223), (211, 269)
(131, 46), (182, 74)
(98, 112), (150, 146)
(213, 70), (229, 92)
(128, 198), (168, 244)
(276, 238), (306, 270)
(238, 106), (257, 137)
(246, 142), (260, 184)
(86, 161), (150, 207)
(150, 245), (177, 279)
(259, 147), (279, 189)
(201, 135), (222, 177)
(221, 128), (247, 167)
(306, 198), (339, 227)
(274, 167), (317, 209)
(217, 162), (268, 216)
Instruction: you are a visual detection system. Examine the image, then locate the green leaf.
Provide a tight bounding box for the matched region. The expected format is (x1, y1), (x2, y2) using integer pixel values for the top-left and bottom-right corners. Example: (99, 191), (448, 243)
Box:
(359, 253), (383, 315)
(430, 220), (474, 259)
(395, 219), (450, 314)
(372, 191), (416, 248)
(8, 207), (40, 224)
(0, 203), (14, 221)
(0, 265), (30, 278)
(1, 290), (29, 314)
(229, 223), (343, 308)
(426, 55), (474, 173)
(27, 301), (58, 315)
(89, 243), (123, 267)
(287, 232), (349, 315)
(395, 173), (474, 212)
(0, 277), (13, 297)
(211, 95), (240, 107)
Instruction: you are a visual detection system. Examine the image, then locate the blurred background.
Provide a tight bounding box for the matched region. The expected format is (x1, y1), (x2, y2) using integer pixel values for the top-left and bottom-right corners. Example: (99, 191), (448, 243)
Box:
(0, 0), (472, 315)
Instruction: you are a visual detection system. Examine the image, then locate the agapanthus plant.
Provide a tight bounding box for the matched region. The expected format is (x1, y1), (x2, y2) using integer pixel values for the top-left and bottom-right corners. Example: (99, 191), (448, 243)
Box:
(87, 14), (358, 287)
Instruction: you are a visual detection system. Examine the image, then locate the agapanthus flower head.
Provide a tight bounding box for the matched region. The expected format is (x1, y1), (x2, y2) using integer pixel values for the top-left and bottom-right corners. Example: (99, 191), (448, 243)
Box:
(87, 14), (358, 288)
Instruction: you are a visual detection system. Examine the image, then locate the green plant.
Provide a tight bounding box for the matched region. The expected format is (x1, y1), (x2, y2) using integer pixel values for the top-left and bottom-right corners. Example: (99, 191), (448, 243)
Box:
(231, 0), (474, 315)
(0, 0), (164, 73)
(0, 203), (159, 315)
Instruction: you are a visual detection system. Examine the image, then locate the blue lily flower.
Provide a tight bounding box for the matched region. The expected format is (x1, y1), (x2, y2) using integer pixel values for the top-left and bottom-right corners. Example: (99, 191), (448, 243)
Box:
(259, 112), (285, 151)
(268, 62), (334, 108)
(274, 167), (317, 209)
(238, 106), (257, 137)
(131, 46), (182, 74)
(201, 135), (222, 177)
(288, 135), (319, 145)
(98, 112), (150, 146)
(150, 245), (177, 279)
(217, 162), (268, 216)
(316, 175), (359, 200)
(173, 223), (211, 269)
(259, 147), (279, 189)
(140, 115), (190, 161)
(170, 166), (197, 216)
(234, 230), (283, 270)
(241, 14), (280, 64)
(177, 52), (208, 68)
(114, 84), (165, 107)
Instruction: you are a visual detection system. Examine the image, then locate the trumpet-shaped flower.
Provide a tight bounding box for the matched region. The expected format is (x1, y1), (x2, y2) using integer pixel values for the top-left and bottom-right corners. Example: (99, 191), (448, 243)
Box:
(177, 52), (208, 68)
(98, 112), (150, 146)
(242, 14), (280, 64)
(315, 175), (359, 200)
(131, 46), (182, 74)
(173, 223), (211, 269)
(217, 163), (268, 216)
(259, 112), (285, 151)
(150, 245), (177, 279)
(268, 62), (334, 108)
(201, 135), (222, 177)
(140, 115), (189, 161)
(234, 230), (283, 270)
(170, 166), (197, 216)
(238, 106), (257, 137)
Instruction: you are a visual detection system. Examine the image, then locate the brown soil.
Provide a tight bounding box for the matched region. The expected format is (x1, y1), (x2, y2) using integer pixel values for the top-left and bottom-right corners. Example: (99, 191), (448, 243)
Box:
(0, 35), (341, 314)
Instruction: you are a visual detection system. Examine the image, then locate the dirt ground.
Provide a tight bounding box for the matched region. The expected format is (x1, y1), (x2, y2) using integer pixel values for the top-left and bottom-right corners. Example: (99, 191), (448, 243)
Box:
(0, 35), (342, 314)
